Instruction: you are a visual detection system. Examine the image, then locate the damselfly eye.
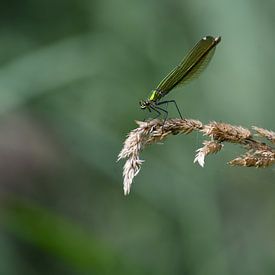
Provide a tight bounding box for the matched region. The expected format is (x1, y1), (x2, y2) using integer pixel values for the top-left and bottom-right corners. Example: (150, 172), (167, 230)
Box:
(139, 100), (147, 109)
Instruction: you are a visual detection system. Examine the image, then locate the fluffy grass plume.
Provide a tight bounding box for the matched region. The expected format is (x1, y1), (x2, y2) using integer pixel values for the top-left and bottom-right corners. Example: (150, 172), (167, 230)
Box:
(118, 119), (275, 195)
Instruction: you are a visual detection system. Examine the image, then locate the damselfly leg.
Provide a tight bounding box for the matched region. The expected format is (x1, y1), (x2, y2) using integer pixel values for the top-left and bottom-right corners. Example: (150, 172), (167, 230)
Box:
(157, 100), (183, 119)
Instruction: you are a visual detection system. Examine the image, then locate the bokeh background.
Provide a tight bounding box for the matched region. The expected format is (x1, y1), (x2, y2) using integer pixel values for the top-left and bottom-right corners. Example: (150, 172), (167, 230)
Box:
(0, 0), (274, 274)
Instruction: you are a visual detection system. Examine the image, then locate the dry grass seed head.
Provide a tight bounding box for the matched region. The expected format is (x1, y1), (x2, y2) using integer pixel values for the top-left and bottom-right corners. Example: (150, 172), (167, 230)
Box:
(194, 141), (223, 167)
(203, 122), (251, 143)
(229, 150), (275, 168)
(252, 126), (275, 144)
(118, 119), (203, 194)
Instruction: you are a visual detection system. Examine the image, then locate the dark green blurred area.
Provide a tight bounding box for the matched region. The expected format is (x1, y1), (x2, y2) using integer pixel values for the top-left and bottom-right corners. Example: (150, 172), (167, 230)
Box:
(0, 0), (274, 274)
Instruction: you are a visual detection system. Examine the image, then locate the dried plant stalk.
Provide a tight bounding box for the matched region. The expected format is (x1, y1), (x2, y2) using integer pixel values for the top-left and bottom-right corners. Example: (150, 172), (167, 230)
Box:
(118, 119), (275, 195)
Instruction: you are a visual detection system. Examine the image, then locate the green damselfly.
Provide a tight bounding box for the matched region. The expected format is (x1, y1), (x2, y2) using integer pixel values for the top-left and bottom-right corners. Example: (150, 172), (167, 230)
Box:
(140, 36), (221, 119)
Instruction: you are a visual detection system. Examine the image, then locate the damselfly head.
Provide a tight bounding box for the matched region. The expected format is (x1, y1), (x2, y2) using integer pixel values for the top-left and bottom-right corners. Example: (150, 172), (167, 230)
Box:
(139, 100), (151, 110)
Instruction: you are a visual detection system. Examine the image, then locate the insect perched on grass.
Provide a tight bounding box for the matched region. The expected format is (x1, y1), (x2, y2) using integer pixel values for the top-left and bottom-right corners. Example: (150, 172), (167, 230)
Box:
(139, 36), (221, 119)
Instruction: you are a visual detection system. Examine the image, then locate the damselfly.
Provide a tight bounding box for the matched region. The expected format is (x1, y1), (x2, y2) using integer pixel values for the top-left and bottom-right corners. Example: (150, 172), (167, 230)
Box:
(139, 36), (221, 119)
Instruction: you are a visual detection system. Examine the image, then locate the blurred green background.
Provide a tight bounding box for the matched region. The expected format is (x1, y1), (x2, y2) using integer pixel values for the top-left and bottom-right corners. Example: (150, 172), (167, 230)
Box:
(0, 0), (274, 274)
